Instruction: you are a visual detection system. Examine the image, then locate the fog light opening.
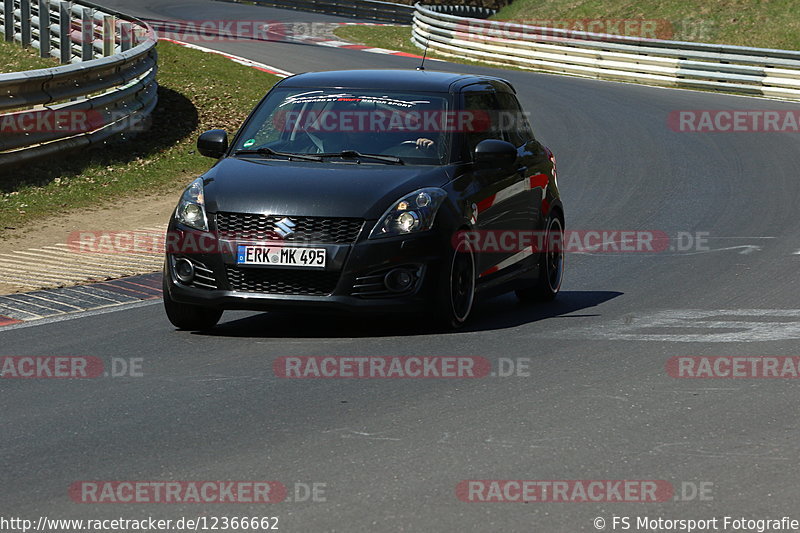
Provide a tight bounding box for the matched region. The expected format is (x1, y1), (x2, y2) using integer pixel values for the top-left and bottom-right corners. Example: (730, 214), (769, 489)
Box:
(384, 268), (415, 293)
(175, 258), (195, 284)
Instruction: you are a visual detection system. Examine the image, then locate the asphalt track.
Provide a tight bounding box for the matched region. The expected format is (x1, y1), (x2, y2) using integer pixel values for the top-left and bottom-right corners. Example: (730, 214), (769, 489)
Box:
(3, 1), (800, 531)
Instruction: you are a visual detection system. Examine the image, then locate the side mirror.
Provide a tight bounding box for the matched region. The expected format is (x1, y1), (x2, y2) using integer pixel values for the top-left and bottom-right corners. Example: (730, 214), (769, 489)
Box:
(197, 129), (228, 159)
(474, 139), (517, 168)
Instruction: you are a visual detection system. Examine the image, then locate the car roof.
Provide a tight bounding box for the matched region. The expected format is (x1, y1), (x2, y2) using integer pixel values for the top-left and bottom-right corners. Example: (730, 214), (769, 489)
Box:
(277, 69), (514, 93)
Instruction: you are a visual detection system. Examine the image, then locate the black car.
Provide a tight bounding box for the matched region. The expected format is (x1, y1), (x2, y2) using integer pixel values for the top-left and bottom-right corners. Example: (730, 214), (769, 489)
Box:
(163, 69), (564, 330)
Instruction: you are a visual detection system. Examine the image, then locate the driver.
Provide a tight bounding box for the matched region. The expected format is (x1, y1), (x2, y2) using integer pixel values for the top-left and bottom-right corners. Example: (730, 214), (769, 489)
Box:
(301, 132), (436, 153)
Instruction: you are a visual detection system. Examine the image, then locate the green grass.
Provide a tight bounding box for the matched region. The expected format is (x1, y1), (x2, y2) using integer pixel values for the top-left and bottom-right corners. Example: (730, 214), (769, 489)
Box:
(0, 38), (60, 73)
(494, 0), (800, 50)
(0, 41), (280, 234)
(337, 0), (800, 61)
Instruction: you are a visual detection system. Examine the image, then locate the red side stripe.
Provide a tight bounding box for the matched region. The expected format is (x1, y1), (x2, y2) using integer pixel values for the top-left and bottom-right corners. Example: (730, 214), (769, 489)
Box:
(480, 266), (499, 278)
(529, 173), (549, 189)
(477, 195), (496, 214)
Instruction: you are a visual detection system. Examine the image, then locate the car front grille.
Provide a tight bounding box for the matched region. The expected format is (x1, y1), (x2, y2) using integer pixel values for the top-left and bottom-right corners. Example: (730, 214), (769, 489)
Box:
(215, 212), (364, 244)
(225, 266), (340, 296)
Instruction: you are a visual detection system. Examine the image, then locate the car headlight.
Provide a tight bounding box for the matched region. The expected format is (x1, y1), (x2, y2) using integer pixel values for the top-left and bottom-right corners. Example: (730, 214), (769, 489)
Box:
(369, 188), (447, 239)
(175, 178), (208, 231)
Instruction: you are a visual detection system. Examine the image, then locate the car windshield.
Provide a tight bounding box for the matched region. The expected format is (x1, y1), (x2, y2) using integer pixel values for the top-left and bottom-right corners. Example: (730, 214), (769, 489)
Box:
(233, 88), (452, 165)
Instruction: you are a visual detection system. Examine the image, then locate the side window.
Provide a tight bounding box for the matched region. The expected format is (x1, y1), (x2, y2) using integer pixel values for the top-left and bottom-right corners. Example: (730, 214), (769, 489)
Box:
(496, 92), (534, 147)
(462, 91), (503, 154)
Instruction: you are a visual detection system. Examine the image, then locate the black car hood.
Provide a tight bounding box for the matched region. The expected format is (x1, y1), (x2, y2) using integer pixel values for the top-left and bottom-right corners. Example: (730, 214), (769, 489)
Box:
(202, 157), (454, 219)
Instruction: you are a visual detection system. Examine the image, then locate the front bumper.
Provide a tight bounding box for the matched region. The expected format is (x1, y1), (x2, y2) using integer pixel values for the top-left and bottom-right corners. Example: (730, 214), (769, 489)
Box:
(164, 224), (446, 314)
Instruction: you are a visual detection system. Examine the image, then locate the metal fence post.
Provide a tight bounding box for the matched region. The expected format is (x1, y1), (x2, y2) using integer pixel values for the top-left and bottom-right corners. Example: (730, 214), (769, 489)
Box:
(38, 0), (50, 57)
(58, 0), (69, 63)
(119, 20), (131, 51)
(20, 0), (32, 47)
(134, 25), (146, 45)
(101, 13), (112, 55)
(3, 0), (12, 42)
(80, 6), (92, 60)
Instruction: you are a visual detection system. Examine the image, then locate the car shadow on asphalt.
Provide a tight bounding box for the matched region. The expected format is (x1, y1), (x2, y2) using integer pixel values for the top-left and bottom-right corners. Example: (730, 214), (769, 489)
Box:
(192, 290), (623, 339)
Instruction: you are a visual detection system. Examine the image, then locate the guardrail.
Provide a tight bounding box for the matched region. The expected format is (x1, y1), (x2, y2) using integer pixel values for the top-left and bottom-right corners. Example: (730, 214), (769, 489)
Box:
(244, 0), (416, 24)
(412, 3), (800, 101)
(0, 0), (157, 170)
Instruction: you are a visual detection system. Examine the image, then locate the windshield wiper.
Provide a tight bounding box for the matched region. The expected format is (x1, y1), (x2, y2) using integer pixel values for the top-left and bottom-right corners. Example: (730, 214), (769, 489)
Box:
(234, 147), (323, 162)
(318, 150), (404, 165)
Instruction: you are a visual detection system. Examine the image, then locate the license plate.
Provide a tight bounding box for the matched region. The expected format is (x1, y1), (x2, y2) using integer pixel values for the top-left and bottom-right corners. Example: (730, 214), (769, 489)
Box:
(236, 245), (326, 268)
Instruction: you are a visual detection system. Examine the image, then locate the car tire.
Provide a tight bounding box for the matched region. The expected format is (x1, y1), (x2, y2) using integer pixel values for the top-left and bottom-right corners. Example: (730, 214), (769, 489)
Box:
(435, 236), (476, 329)
(162, 272), (222, 331)
(516, 214), (564, 302)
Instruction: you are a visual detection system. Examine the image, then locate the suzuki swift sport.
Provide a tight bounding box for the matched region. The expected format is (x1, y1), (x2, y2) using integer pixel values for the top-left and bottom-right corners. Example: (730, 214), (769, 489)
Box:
(163, 69), (564, 330)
